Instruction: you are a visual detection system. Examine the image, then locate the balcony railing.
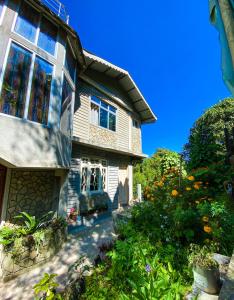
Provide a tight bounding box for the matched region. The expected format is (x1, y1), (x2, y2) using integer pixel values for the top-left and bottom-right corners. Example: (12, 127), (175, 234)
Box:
(40, 0), (69, 24)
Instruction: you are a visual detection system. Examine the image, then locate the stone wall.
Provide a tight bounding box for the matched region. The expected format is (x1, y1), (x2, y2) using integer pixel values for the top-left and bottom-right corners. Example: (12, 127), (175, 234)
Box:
(89, 124), (117, 149)
(132, 126), (142, 154)
(6, 170), (58, 222)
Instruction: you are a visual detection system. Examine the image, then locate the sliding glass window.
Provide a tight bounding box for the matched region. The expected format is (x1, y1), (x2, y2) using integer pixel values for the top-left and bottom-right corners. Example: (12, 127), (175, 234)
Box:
(28, 57), (53, 125)
(0, 43), (32, 118)
(38, 17), (57, 55)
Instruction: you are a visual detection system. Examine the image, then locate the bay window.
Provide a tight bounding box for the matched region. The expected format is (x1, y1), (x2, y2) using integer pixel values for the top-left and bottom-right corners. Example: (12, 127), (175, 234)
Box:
(65, 44), (76, 82)
(81, 158), (107, 193)
(14, 1), (58, 56)
(0, 42), (53, 125)
(60, 77), (73, 136)
(90, 96), (116, 131)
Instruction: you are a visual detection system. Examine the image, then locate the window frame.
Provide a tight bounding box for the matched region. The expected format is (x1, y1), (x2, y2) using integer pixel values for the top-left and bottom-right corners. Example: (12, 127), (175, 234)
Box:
(80, 157), (108, 195)
(63, 38), (77, 84)
(90, 96), (117, 132)
(12, 1), (59, 59)
(0, 38), (55, 127)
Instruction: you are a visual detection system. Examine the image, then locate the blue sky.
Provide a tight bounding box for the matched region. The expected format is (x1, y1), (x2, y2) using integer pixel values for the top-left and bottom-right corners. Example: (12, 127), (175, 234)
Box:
(63, 0), (231, 155)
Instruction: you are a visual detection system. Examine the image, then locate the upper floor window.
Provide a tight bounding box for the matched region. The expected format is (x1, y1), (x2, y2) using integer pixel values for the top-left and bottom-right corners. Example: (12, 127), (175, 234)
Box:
(65, 44), (76, 82)
(90, 96), (116, 132)
(38, 17), (57, 55)
(0, 42), (53, 126)
(14, 1), (39, 43)
(60, 76), (73, 136)
(14, 1), (57, 56)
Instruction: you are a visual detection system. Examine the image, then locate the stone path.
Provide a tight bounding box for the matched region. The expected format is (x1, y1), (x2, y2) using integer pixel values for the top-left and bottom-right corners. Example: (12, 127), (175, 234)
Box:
(0, 217), (116, 300)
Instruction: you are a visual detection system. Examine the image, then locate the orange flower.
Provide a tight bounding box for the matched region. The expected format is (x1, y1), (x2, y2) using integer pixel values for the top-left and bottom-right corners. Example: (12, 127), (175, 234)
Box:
(202, 216), (209, 222)
(171, 190), (179, 197)
(193, 184), (200, 190)
(188, 176), (195, 181)
(185, 187), (191, 191)
(203, 225), (212, 234)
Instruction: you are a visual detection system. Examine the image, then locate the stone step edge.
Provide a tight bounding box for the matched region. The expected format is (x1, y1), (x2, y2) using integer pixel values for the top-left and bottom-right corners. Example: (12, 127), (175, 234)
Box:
(219, 250), (234, 300)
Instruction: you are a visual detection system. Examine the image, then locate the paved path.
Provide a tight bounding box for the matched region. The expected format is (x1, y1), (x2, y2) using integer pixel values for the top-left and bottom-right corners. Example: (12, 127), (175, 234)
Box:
(0, 218), (116, 300)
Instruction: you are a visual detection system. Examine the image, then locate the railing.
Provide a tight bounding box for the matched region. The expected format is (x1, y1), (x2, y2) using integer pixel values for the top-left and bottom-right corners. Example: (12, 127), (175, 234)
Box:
(40, 0), (69, 24)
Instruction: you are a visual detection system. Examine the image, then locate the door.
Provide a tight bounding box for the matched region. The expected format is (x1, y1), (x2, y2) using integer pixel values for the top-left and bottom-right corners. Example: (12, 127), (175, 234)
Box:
(118, 166), (129, 206)
(0, 164), (6, 218)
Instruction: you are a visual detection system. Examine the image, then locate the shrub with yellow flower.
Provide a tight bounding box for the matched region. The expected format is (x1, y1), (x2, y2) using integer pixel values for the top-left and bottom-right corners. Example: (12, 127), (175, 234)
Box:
(202, 216), (209, 222)
(171, 190), (179, 197)
(193, 183), (200, 190)
(187, 175), (195, 181)
(203, 225), (212, 234)
(185, 187), (191, 191)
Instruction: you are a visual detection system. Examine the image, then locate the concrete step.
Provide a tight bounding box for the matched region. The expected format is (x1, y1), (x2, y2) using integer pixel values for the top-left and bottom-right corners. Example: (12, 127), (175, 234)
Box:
(219, 251), (234, 300)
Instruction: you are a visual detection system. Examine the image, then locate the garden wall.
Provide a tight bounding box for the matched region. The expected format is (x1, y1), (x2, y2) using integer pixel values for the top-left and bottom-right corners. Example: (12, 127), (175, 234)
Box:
(0, 226), (66, 282)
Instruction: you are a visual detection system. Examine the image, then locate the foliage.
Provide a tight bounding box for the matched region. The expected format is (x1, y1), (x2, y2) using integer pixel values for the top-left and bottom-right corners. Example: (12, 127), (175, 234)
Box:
(34, 273), (63, 300)
(0, 226), (18, 245)
(184, 98), (234, 170)
(133, 149), (186, 197)
(188, 244), (219, 269)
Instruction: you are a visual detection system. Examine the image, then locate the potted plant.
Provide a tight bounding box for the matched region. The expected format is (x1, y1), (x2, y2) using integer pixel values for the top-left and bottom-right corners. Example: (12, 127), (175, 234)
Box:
(188, 244), (221, 295)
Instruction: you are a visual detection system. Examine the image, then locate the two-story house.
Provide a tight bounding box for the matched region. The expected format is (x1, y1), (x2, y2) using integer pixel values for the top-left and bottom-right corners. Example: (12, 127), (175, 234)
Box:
(0, 0), (156, 225)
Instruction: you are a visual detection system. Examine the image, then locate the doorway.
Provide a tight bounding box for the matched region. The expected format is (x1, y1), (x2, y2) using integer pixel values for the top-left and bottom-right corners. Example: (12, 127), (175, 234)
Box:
(0, 164), (6, 218)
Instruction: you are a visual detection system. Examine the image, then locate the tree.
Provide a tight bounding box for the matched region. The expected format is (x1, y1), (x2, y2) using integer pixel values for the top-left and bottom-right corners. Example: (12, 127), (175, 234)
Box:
(184, 98), (234, 170)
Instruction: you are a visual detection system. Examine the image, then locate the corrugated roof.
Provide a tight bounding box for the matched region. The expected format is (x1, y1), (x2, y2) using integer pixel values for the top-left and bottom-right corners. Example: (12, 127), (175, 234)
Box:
(83, 49), (157, 124)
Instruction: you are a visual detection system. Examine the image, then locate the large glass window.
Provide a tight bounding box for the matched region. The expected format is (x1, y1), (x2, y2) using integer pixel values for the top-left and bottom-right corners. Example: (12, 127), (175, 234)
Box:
(60, 77), (73, 136)
(14, 1), (39, 43)
(28, 57), (53, 125)
(81, 158), (107, 193)
(90, 96), (116, 131)
(0, 43), (32, 118)
(65, 45), (76, 81)
(38, 17), (57, 55)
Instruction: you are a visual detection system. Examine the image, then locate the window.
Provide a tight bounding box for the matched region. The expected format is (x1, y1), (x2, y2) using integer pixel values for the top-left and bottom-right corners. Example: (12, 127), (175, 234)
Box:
(28, 56), (53, 125)
(80, 158), (107, 193)
(14, 1), (58, 56)
(0, 43), (32, 118)
(0, 42), (54, 125)
(90, 96), (116, 131)
(14, 1), (39, 43)
(133, 119), (139, 128)
(65, 44), (76, 82)
(0, 0), (5, 18)
(38, 17), (57, 55)
(60, 77), (73, 136)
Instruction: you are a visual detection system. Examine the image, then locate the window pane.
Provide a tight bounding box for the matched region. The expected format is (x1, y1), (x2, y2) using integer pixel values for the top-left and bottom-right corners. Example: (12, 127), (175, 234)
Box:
(61, 77), (73, 136)
(101, 168), (106, 190)
(100, 108), (108, 128)
(91, 96), (100, 105)
(65, 45), (76, 81)
(101, 101), (108, 109)
(91, 102), (99, 126)
(109, 112), (116, 131)
(0, 0), (4, 16)
(14, 1), (39, 43)
(0, 43), (32, 118)
(38, 17), (57, 55)
(81, 167), (88, 192)
(109, 105), (116, 113)
(90, 168), (100, 191)
(28, 56), (53, 125)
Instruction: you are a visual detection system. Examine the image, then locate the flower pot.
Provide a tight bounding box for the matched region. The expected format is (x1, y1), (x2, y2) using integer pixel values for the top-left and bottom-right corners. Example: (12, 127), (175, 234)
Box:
(193, 265), (221, 294)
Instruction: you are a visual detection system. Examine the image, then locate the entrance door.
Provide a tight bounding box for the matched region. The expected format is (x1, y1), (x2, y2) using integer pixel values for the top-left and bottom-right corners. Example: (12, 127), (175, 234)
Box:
(0, 164), (6, 217)
(118, 166), (129, 206)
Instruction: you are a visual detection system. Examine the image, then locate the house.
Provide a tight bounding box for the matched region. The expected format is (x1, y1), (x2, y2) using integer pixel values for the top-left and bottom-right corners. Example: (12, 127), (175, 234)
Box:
(209, 0), (234, 95)
(0, 0), (156, 225)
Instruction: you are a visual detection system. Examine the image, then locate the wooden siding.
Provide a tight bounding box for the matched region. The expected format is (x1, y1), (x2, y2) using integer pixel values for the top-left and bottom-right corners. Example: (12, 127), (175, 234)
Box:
(108, 162), (119, 210)
(73, 94), (90, 140)
(66, 158), (81, 211)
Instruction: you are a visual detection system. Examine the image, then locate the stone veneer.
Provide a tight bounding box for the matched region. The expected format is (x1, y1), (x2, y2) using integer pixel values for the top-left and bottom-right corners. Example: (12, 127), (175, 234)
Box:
(6, 170), (57, 222)
(89, 124), (117, 149)
(132, 126), (142, 154)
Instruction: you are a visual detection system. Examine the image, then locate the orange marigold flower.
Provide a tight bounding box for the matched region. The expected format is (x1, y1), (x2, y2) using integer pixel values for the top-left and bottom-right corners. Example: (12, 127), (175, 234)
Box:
(171, 190), (179, 197)
(188, 176), (195, 181)
(185, 187), (192, 191)
(203, 225), (212, 234)
(193, 184), (200, 190)
(202, 216), (209, 222)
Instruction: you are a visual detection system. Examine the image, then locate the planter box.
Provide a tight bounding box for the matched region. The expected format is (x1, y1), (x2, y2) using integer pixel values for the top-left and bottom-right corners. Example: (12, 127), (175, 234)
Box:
(0, 226), (67, 282)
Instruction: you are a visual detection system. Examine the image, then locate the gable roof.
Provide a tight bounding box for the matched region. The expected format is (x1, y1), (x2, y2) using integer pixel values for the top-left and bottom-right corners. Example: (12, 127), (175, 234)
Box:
(83, 50), (157, 124)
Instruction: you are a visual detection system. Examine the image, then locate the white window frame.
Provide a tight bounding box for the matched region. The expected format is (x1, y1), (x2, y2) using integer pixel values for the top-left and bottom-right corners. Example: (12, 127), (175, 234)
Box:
(80, 157), (108, 195)
(0, 39), (55, 127)
(90, 96), (117, 132)
(12, 0), (59, 59)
